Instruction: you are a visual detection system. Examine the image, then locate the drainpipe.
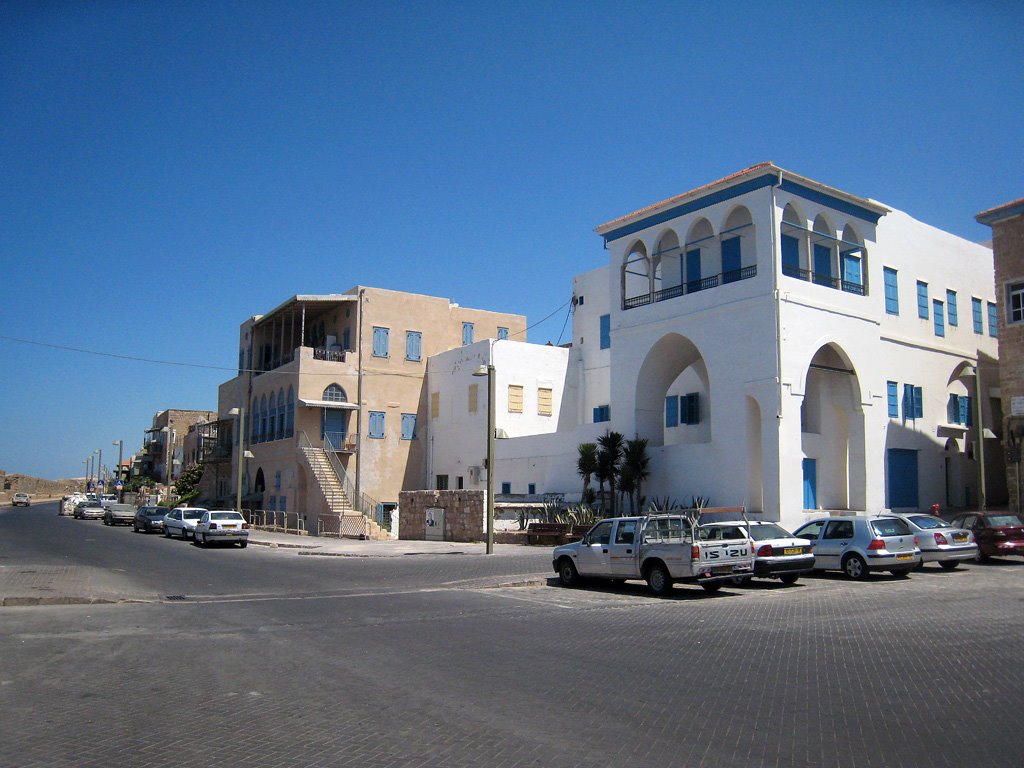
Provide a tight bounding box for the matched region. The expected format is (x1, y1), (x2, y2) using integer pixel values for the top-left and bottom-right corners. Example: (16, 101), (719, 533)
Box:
(355, 288), (365, 511)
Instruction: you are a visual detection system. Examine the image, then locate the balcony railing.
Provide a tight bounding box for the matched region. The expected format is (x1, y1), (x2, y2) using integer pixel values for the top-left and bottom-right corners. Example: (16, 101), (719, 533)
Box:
(783, 263), (865, 296)
(623, 264), (757, 311)
(313, 347), (348, 363)
(324, 431), (358, 452)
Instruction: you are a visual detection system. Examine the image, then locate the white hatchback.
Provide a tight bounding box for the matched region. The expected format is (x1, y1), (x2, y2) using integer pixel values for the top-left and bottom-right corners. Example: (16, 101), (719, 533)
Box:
(193, 510), (250, 548)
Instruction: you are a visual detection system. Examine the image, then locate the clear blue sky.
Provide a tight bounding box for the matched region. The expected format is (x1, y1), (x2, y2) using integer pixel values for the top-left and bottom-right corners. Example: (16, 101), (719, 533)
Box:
(1, 1), (1021, 480)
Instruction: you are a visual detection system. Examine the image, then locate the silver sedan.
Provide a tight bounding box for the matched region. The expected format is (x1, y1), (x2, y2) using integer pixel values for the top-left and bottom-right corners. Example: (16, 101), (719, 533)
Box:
(893, 513), (977, 569)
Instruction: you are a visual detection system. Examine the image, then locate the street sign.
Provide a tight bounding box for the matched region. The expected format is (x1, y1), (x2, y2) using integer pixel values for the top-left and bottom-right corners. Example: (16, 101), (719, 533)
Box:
(97, 480), (104, 488)
(115, 482), (124, 490)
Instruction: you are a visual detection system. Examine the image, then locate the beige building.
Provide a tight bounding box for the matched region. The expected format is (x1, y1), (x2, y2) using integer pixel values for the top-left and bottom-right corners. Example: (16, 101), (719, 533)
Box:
(978, 197), (1024, 511)
(140, 409), (217, 484)
(216, 287), (526, 534)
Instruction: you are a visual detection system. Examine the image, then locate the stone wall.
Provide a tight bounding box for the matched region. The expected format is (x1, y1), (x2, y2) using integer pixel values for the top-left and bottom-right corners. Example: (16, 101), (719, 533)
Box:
(398, 490), (485, 542)
(992, 212), (1024, 511)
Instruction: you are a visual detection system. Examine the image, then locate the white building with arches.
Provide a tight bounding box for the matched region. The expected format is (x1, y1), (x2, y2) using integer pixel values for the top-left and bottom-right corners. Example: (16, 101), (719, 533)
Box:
(428, 164), (1003, 531)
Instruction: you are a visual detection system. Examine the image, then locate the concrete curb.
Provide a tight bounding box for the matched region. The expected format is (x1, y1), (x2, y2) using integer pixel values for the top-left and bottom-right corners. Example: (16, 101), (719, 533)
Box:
(2, 596), (119, 607)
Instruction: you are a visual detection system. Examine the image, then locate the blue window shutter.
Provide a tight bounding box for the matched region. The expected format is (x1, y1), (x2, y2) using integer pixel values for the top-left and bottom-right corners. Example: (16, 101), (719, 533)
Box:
(369, 411), (385, 438)
(988, 301), (998, 337)
(684, 393), (700, 424)
(401, 414), (416, 440)
(373, 327), (389, 357)
(903, 384), (912, 419)
(686, 249), (702, 289)
(948, 394), (959, 424)
(963, 396), (972, 426)
(781, 235), (800, 273)
(343, 327), (351, 350)
(721, 237), (741, 281)
(497, 327), (509, 340)
(933, 300), (945, 337)
(842, 250), (862, 287)
(462, 322), (474, 346)
(973, 298), (983, 333)
(406, 331), (421, 361)
(947, 290), (958, 326)
(887, 381), (899, 418)
(501, 482), (511, 495)
(599, 314), (610, 350)
(914, 386), (923, 419)
(917, 282), (929, 319)
(665, 396), (678, 427)
(884, 268), (899, 315)
(528, 483), (536, 495)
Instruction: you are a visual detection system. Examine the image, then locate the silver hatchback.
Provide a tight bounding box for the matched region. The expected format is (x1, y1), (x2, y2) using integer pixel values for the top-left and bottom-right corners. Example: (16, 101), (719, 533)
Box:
(892, 513), (977, 569)
(793, 515), (921, 579)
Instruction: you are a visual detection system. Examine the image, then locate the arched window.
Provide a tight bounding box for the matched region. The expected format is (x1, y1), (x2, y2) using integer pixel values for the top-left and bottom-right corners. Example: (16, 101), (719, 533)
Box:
(251, 398), (259, 444)
(277, 387), (286, 438)
(269, 392), (277, 441)
(721, 206), (754, 283)
(260, 395), (268, 443)
(840, 224), (865, 294)
(684, 218), (714, 293)
(622, 241), (651, 309)
(323, 384), (347, 402)
(811, 215), (836, 287)
(654, 230), (682, 299)
(286, 387), (295, 437)
(780, 203), (806, 279)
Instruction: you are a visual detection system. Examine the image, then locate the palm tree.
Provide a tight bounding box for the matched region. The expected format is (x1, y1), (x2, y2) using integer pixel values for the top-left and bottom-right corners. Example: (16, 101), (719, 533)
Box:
(622, 437), (651, 514)
(597, 430), (625, 516)
(576, 443), (598, 507)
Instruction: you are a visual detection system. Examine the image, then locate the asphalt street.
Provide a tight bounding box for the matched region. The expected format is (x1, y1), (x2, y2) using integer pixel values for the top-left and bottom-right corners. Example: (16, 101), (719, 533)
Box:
(2, 502), (1022, 768)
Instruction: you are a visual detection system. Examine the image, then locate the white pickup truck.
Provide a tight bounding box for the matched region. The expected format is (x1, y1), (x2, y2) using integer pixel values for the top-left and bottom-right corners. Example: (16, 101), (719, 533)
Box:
(552, 514), (754, 595)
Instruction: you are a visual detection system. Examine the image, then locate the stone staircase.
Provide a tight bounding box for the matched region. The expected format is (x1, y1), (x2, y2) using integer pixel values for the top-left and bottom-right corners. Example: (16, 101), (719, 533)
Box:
(300, 446), (390, 539)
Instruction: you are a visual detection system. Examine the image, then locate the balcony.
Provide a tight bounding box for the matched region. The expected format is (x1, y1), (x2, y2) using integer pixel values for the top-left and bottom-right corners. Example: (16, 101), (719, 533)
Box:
(324, 432), (359, 453)
(623, 264), (757, 311)
(782, 264), (865, 295)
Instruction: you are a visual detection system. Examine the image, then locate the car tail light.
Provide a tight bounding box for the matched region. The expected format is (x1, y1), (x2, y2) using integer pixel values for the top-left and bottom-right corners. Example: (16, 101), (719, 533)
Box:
(209, 523), (218, 530)
(913, 536), (919, 547)
(934, 533), (948, 546)
(756, 544), (773, 557)
(242, 523), (250, 529)
(867, 539), (886, 550)
(691, 544), (700, 560)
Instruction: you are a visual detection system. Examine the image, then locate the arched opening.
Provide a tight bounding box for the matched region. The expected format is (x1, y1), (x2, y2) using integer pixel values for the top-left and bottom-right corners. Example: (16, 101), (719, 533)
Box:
(322, 383), (350, 449)
(635, 333), (711, 447)
(684, 218), (715, 293)
(721, 206), (755, 283)
(746, 396), (763, 512)
(840, 224), (866, 295)
(323, 384), (348, 402)
(943, 362), (979, 507)
(780, 203), (807, 279)
(811, 215), (837, 287)
(254, 467), (266, 495)
(269, 392), (277, 440)
(622, 241), (651, 308)
(800, 343), (865, 510)
(654, 229), (682, 299)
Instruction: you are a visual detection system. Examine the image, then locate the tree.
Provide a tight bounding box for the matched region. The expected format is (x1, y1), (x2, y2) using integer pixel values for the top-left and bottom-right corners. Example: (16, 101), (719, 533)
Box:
(622, 437), (651, 514)
(576, 443), (598, 505)
(596, 430), (625, 516)
(174, 462), (204, 500)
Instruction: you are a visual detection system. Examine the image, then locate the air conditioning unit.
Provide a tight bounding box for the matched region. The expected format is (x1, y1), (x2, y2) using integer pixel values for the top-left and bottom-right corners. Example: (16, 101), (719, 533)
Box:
(468, 466), (481, 483)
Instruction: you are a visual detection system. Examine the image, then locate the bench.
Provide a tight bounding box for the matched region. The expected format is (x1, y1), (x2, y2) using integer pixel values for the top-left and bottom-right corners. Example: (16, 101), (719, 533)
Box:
(525, 522), (569, 545)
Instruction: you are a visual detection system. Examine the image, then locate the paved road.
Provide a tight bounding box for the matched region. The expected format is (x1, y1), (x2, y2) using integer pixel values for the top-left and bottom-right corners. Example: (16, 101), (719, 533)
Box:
(2, 502), (1022, 767)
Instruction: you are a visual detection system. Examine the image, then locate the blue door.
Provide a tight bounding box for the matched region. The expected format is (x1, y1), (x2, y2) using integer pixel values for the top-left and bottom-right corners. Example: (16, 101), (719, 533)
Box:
(842, 251), (862, 291)
(813, 244), (833, 285)
(686, 249), (702, 291)
(781, 234), (800, 276)
(887, 449), (919, 509)
(322, 409), (346, 449)
(802, 458), (817, 510)
(721, 237), (741, 282)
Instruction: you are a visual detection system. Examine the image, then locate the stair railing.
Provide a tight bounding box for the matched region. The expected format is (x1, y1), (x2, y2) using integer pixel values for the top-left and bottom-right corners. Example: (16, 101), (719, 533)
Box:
(299, 431), (381, 522)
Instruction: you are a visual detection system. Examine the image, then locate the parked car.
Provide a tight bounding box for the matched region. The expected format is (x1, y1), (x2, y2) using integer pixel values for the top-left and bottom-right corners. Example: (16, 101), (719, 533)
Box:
(11, 492), (31, 507)
(163, 507), (206, 540)
(948, 511), (1024, 561)
(133, 506), (167, 533)
(892, 513), (977, 569)
(699, 520), (815, 585)
(73, 500), (105, 520)
(100, 493), (118, 509)
(792, 515), (920, 579)
(193, 510), (250, 547)
(103, 503), (136, 526)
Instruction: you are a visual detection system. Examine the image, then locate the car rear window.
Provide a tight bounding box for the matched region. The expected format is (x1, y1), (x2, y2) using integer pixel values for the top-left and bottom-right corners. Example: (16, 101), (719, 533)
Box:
(142, 508), (164, 517)
(211, 512), (244, 521)
(907, 515), (950, 529)
(871, 518), (912, 537)
(748, 523), (792, 540)
(986, 515), (1024, 527)
(183, 510), (204, 520)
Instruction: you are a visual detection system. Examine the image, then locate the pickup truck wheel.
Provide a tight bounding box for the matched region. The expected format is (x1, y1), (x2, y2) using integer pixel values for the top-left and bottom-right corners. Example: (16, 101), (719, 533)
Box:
(701, 581), (723, 593)
(645, 564), (673, 596)
(558, 559), (579, 588)
(779, 573), (799, 585)
(842, 553), (869, 580)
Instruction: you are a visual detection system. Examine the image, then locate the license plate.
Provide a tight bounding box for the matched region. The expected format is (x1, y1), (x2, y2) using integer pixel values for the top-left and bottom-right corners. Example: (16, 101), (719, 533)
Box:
(953, 533), (967, 542)
(782, 547), (802, 556)
(896, 553), (914, 561)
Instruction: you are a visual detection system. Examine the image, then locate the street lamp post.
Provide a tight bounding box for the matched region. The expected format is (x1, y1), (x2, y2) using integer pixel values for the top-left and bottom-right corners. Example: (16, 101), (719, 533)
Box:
(228, 407), (254, 515)
(96, 448), (103, 495)
(473, 362), (496, 554)
(112, 440), (124, 501)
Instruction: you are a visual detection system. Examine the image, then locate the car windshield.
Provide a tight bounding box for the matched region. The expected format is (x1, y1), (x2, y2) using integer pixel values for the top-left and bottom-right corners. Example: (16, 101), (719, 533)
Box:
(748, 523), (793, 540)
(211, 512), (244, 521)
(82, 501), (102, 508)
(871, 518), (913, 537)
(183, 511), (204, 520)
(987, 514), (1024, 527)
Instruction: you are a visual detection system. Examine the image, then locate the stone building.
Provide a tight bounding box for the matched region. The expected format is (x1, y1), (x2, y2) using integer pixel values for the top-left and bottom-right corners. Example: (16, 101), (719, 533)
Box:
(977, 197), (1024, 511)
